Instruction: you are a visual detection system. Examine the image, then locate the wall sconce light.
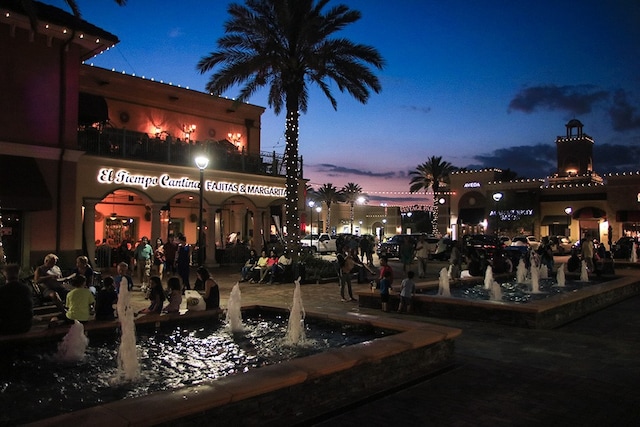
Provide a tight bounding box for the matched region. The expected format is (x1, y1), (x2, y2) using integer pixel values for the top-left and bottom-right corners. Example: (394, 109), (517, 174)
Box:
(183, 124), (197, 141)
(227, 132), (242, 146)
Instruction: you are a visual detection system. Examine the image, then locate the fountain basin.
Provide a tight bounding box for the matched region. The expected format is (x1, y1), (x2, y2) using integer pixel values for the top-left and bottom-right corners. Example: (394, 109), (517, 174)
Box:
(15, 306), (460, 426)
(359, 273), (640, 329)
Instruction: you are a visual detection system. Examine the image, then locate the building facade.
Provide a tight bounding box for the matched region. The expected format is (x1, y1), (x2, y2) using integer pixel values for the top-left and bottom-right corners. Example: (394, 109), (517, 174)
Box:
(0, 2), (301, 269)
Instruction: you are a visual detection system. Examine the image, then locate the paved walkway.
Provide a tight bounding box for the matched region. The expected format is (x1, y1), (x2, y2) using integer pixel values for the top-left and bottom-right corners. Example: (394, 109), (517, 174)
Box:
(19, 257), (640, 425)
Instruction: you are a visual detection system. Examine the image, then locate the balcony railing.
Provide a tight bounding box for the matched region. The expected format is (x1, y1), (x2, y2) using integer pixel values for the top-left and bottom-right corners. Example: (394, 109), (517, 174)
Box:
(77, 127), (301, 177)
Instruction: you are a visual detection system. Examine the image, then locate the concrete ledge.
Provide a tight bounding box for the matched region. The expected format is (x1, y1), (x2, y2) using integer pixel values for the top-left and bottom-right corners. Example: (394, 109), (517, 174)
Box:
(25, 309), (461, 426)
(359, 273), (640, 329)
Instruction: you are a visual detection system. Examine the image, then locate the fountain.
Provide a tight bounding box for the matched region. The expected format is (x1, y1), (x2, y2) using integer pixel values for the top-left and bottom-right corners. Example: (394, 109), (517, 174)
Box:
(516, 258), (527, 284)
(580, 260), (590, 282)
(490, 279), (502, 301)
(539, 264), (549, 279)
(484, 265), (494, 290)
(285, 278), (306, 345)
(226, 282), (244, 333)
(55, 320), (88, 362)
(114, 276), (139, 382)
(438, 267), (451, 297)
(556, 263), (566, 287)
(530, 262), (542, 293)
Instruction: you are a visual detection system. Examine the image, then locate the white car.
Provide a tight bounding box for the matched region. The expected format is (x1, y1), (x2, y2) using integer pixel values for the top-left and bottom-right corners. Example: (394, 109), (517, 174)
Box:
(300, 233), (337, 254)
(511, 235), (541, 251)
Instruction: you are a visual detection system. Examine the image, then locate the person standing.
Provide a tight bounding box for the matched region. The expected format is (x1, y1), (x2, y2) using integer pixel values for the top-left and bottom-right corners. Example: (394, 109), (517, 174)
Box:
(153, 238), (166, 279)
(337, 248), (357, 302)
(176, 235), (192, 291)
(397, 270), (416, 313)
(134, 236), (153, 291)
(0, 264), (33, 334)
(580, 237), (594, 272)
(415, 235), (430, 278)
(399, 235), (416, 274)
(163, 234), (178, 276)
(94, 276), (118, 321)
(379, 270), (393, 312)
(95, 239), (112, 270)
(449, 240), (462, 279)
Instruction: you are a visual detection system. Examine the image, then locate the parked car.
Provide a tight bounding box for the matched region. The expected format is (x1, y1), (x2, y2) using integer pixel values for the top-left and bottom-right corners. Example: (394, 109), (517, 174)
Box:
(511, 235), (541, 251)
(377, 234), (414, 259)
(548, 236), (573, 254)
(432, 237), (453, 261)
(461, 234), (501, 258)
(300, 233), (337, 254)
(611, 236), (639, 259)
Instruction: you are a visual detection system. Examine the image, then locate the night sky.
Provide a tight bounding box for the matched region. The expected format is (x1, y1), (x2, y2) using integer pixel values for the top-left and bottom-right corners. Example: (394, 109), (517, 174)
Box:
(44, 0), (640, 205)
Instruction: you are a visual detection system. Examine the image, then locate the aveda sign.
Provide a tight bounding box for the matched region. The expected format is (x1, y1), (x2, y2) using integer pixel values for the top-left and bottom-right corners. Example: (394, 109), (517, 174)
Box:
(97, 168), (286, 197)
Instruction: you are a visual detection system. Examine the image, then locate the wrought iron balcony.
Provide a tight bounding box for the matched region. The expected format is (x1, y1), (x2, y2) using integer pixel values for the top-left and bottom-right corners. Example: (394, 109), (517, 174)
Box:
(77, 127), (301, 177)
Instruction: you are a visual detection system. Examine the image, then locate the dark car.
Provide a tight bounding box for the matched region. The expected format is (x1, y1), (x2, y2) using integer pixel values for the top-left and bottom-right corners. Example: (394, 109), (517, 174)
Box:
(432, 237), (453, 261)
(461, 234), (501, 258)
(377, 234), (414, 259)
(612, 237), (638, 259)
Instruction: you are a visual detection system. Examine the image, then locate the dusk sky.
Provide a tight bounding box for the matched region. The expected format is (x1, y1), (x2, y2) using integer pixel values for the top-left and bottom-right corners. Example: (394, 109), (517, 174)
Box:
(46, 0), (640, 206)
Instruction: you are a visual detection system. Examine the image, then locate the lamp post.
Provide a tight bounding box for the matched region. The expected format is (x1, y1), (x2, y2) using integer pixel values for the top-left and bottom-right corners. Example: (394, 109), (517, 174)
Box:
(315, 206), (322, 242)
(492, 192), (503, 235)
(382, 218), (387, 240)
(308, 200), (315, 250)
(564, 207), (573, 239)
(195, 155), (209, 266)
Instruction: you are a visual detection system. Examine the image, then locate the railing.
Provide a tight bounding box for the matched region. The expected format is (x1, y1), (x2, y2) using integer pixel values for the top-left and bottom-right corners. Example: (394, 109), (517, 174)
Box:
(77, 127), (300, 177)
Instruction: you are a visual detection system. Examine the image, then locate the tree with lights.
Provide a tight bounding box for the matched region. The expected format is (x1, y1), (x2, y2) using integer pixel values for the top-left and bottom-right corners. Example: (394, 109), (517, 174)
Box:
(409, 156), (457, 236)
(197, 0), (384, 256)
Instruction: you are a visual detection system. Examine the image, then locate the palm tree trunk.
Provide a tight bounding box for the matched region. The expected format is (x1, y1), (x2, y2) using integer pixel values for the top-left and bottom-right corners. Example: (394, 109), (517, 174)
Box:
(284, 98), (301, 258)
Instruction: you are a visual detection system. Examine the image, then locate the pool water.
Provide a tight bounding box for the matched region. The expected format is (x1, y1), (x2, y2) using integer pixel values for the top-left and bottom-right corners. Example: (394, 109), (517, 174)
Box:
(0, 312), (395, 425)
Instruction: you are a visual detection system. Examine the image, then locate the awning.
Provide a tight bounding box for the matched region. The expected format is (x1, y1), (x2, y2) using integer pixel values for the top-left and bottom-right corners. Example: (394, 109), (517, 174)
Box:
(458, 208), (485, 224)
(572, 207), (606, 220)
(616, 210), (640, 222)
(78, 92), (109, 125)
(0, 155), (52, 211)
(541, 215), (570, 225)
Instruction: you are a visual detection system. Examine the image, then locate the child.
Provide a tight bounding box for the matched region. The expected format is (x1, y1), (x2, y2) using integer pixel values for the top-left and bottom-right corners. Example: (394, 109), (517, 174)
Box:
(163, 277), (182, 314)
(137, 276), (165, 315)
(95, 276), (118, 321)
(64, 274), (95, 323)
(379, 270), (393, 312)
(397, 271), (416, 313)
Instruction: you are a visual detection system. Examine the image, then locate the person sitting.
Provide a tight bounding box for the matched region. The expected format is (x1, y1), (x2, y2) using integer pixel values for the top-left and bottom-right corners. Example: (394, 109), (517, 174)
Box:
(262, 250), (278, 284)
(250, 250), (269, 284)
(240, 249), (258, 282)
(94, 276), (118, 321)
(0, 264), (33, 335)
(197, 266), (220, 310)
(163, 277), (183, 314)
(567, 248), (581, 273)
(70, 255), (95, 294)
(34, 253), (68, 315)
(137, 276), (165, 315)
(114, 262), (134, 294)
(61, 274), (95, 325)
(269, 252), (292, 284)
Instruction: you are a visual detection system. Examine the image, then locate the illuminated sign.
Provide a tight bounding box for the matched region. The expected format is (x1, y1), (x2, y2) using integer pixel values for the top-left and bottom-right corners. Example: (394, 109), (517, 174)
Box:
(463, 182), (481, 188)
(97, 168), (286, 197)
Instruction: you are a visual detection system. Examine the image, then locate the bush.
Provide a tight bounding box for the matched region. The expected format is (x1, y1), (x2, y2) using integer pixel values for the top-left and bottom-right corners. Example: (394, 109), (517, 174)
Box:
(299, 253), (339, 283)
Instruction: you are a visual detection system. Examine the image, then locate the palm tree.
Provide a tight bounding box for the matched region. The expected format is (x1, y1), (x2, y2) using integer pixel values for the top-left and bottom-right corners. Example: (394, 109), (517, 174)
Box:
(341, 182), (364, 234)
(409, 156), (457, 235)
(315, 183), (343, 233)
(197, 0), (384, 256)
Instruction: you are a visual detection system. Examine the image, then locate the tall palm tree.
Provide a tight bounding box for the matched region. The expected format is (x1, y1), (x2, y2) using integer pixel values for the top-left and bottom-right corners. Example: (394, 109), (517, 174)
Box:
(197, 0), (384, 256)
(341, 182), (364, 234)
(315, 183), (343, 233)
(409, 156), (457, 235)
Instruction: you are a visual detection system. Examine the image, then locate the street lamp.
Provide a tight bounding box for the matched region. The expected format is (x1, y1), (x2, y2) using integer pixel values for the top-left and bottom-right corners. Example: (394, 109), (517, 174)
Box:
(382, 218), (387, 240)
(492, 192), (503, 235)
(195, 155), (209, 266)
